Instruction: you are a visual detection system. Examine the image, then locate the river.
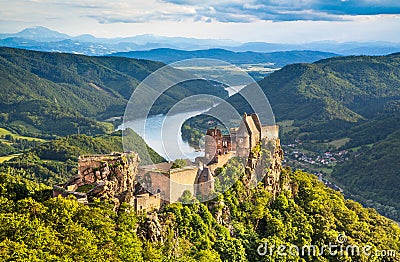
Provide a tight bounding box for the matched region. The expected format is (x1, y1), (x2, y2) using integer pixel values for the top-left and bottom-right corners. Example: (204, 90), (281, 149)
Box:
(118, 109), (207, 161)
(117, 85), (246, 161)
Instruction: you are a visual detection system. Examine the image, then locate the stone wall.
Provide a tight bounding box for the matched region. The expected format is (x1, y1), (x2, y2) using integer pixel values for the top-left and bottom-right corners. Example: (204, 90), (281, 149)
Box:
(196, 167), (214, 197)
(207, 152), (234, 174)
(135, 193), (162, 213)
(137, 170), (170, 202)
(66, 152), (138, 193)
(138, 164), (201, 203)
(52, 185), (88, 204)
(169, 166), (199, 202)
(54, 152), (141, 210)
(262, 125), (279, 140)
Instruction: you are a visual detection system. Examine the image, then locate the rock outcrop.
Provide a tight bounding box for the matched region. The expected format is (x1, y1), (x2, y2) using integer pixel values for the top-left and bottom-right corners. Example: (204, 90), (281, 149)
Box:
(263, 139), (283, 197)
(54, 152), (141, 210)
(242, 138), (284, 197)
(139, 213), (163, 242)
(209, 199), (234, 236)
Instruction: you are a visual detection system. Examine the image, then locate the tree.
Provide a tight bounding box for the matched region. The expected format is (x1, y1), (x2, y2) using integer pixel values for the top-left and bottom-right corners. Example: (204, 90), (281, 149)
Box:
(171, 159), (187, 169)
(214, 238), (247, 262)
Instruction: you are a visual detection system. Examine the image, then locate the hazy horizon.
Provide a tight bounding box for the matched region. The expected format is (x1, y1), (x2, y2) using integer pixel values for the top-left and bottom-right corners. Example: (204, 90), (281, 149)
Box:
(3, 25), (400, 45)
(1, 1), (400, 43)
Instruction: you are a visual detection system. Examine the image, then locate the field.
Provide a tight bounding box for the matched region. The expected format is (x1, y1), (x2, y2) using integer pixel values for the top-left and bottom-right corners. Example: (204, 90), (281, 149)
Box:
(347, 143), (375, 152)
(0, 127), (46, 142)
(277, 120), (298, 134)
(174, 63), (278, 84)
(0, 154), (20, 163)
(326, 138), (350, 149)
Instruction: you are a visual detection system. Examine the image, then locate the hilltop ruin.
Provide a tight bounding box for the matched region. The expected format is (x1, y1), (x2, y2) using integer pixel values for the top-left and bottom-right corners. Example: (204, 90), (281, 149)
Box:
(53, 152), (161, 211)
(136, 112), (282, 204)
(53, 113), (283, 213)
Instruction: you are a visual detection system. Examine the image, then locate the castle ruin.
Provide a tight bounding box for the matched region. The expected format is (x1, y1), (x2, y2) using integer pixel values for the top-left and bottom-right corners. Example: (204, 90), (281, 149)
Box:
(138, 112), (281, 203)
(53, 113), (282, 213)
(53, 152), (162, 212)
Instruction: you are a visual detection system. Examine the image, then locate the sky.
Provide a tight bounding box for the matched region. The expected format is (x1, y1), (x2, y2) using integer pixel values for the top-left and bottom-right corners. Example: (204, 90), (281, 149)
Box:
(1, 0), (400, 43)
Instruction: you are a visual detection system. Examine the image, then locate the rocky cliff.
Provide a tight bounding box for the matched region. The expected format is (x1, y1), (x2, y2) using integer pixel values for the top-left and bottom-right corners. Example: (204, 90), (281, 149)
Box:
(55, 152), (140, 210)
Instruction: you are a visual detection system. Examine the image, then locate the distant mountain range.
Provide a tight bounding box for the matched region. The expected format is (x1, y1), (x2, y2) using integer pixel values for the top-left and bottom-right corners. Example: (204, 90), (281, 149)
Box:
(1, 26), (400, 56)
(109, 48), (338, 68)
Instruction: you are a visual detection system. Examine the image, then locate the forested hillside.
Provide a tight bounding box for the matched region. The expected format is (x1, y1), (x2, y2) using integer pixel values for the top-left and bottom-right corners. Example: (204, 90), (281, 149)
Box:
(110, 48), (338, 67)
(0, 160), (399, 261)
(333, 129), (400, 221)
(0, 47), (227, 137)
(0, 129), (165, 185)
(254, 54), (400, 222)
(185, 53), (400, 221)
(228, 53), (400, 123)
(0, 47), (399, 261)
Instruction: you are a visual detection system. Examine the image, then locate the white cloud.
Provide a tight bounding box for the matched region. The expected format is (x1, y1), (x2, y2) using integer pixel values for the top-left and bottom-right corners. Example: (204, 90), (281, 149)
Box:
(0, 0), (399, 43)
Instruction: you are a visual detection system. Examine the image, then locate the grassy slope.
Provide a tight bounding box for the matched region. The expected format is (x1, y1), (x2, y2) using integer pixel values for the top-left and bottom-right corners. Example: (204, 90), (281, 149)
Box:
(0, 127), (46, 142)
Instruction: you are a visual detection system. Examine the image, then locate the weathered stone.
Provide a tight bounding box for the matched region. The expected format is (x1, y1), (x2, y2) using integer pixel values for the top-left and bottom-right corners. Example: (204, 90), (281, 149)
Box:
(140, 213), (163, 242)
(55, 152), (141, 210)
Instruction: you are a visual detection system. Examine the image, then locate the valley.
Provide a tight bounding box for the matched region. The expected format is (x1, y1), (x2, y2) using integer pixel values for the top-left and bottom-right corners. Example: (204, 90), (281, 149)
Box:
(182, 52), (400, 222)
(0, 46), (399, 261)
(1, 0), (400, 258)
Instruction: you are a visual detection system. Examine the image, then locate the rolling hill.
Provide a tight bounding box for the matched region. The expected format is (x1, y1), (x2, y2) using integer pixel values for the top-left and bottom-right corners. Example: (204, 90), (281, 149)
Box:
(0, 129), (165, 185)
(188, 53), (400, 221)
(227, 53), (400, 124)
(0, 47), (227, 137)
(333, 129), (400, 221)
(109, 48), (338, 68)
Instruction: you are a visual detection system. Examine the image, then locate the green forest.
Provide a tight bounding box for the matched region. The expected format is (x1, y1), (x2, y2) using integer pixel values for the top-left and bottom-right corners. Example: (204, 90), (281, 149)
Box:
(333, 129), (400, 221)
(0, 159), (399, 261)
(0, 47), (399, 261)
(0, 47), (228, 137)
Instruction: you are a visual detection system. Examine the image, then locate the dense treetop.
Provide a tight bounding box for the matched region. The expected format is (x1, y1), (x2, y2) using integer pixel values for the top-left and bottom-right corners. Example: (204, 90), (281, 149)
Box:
(0, 160), (399, 261)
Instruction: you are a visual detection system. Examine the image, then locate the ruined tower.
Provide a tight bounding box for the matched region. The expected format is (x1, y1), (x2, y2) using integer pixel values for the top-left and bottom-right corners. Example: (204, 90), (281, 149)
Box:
(236, 113), (262, 158)
(204, 127), (231, 164)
